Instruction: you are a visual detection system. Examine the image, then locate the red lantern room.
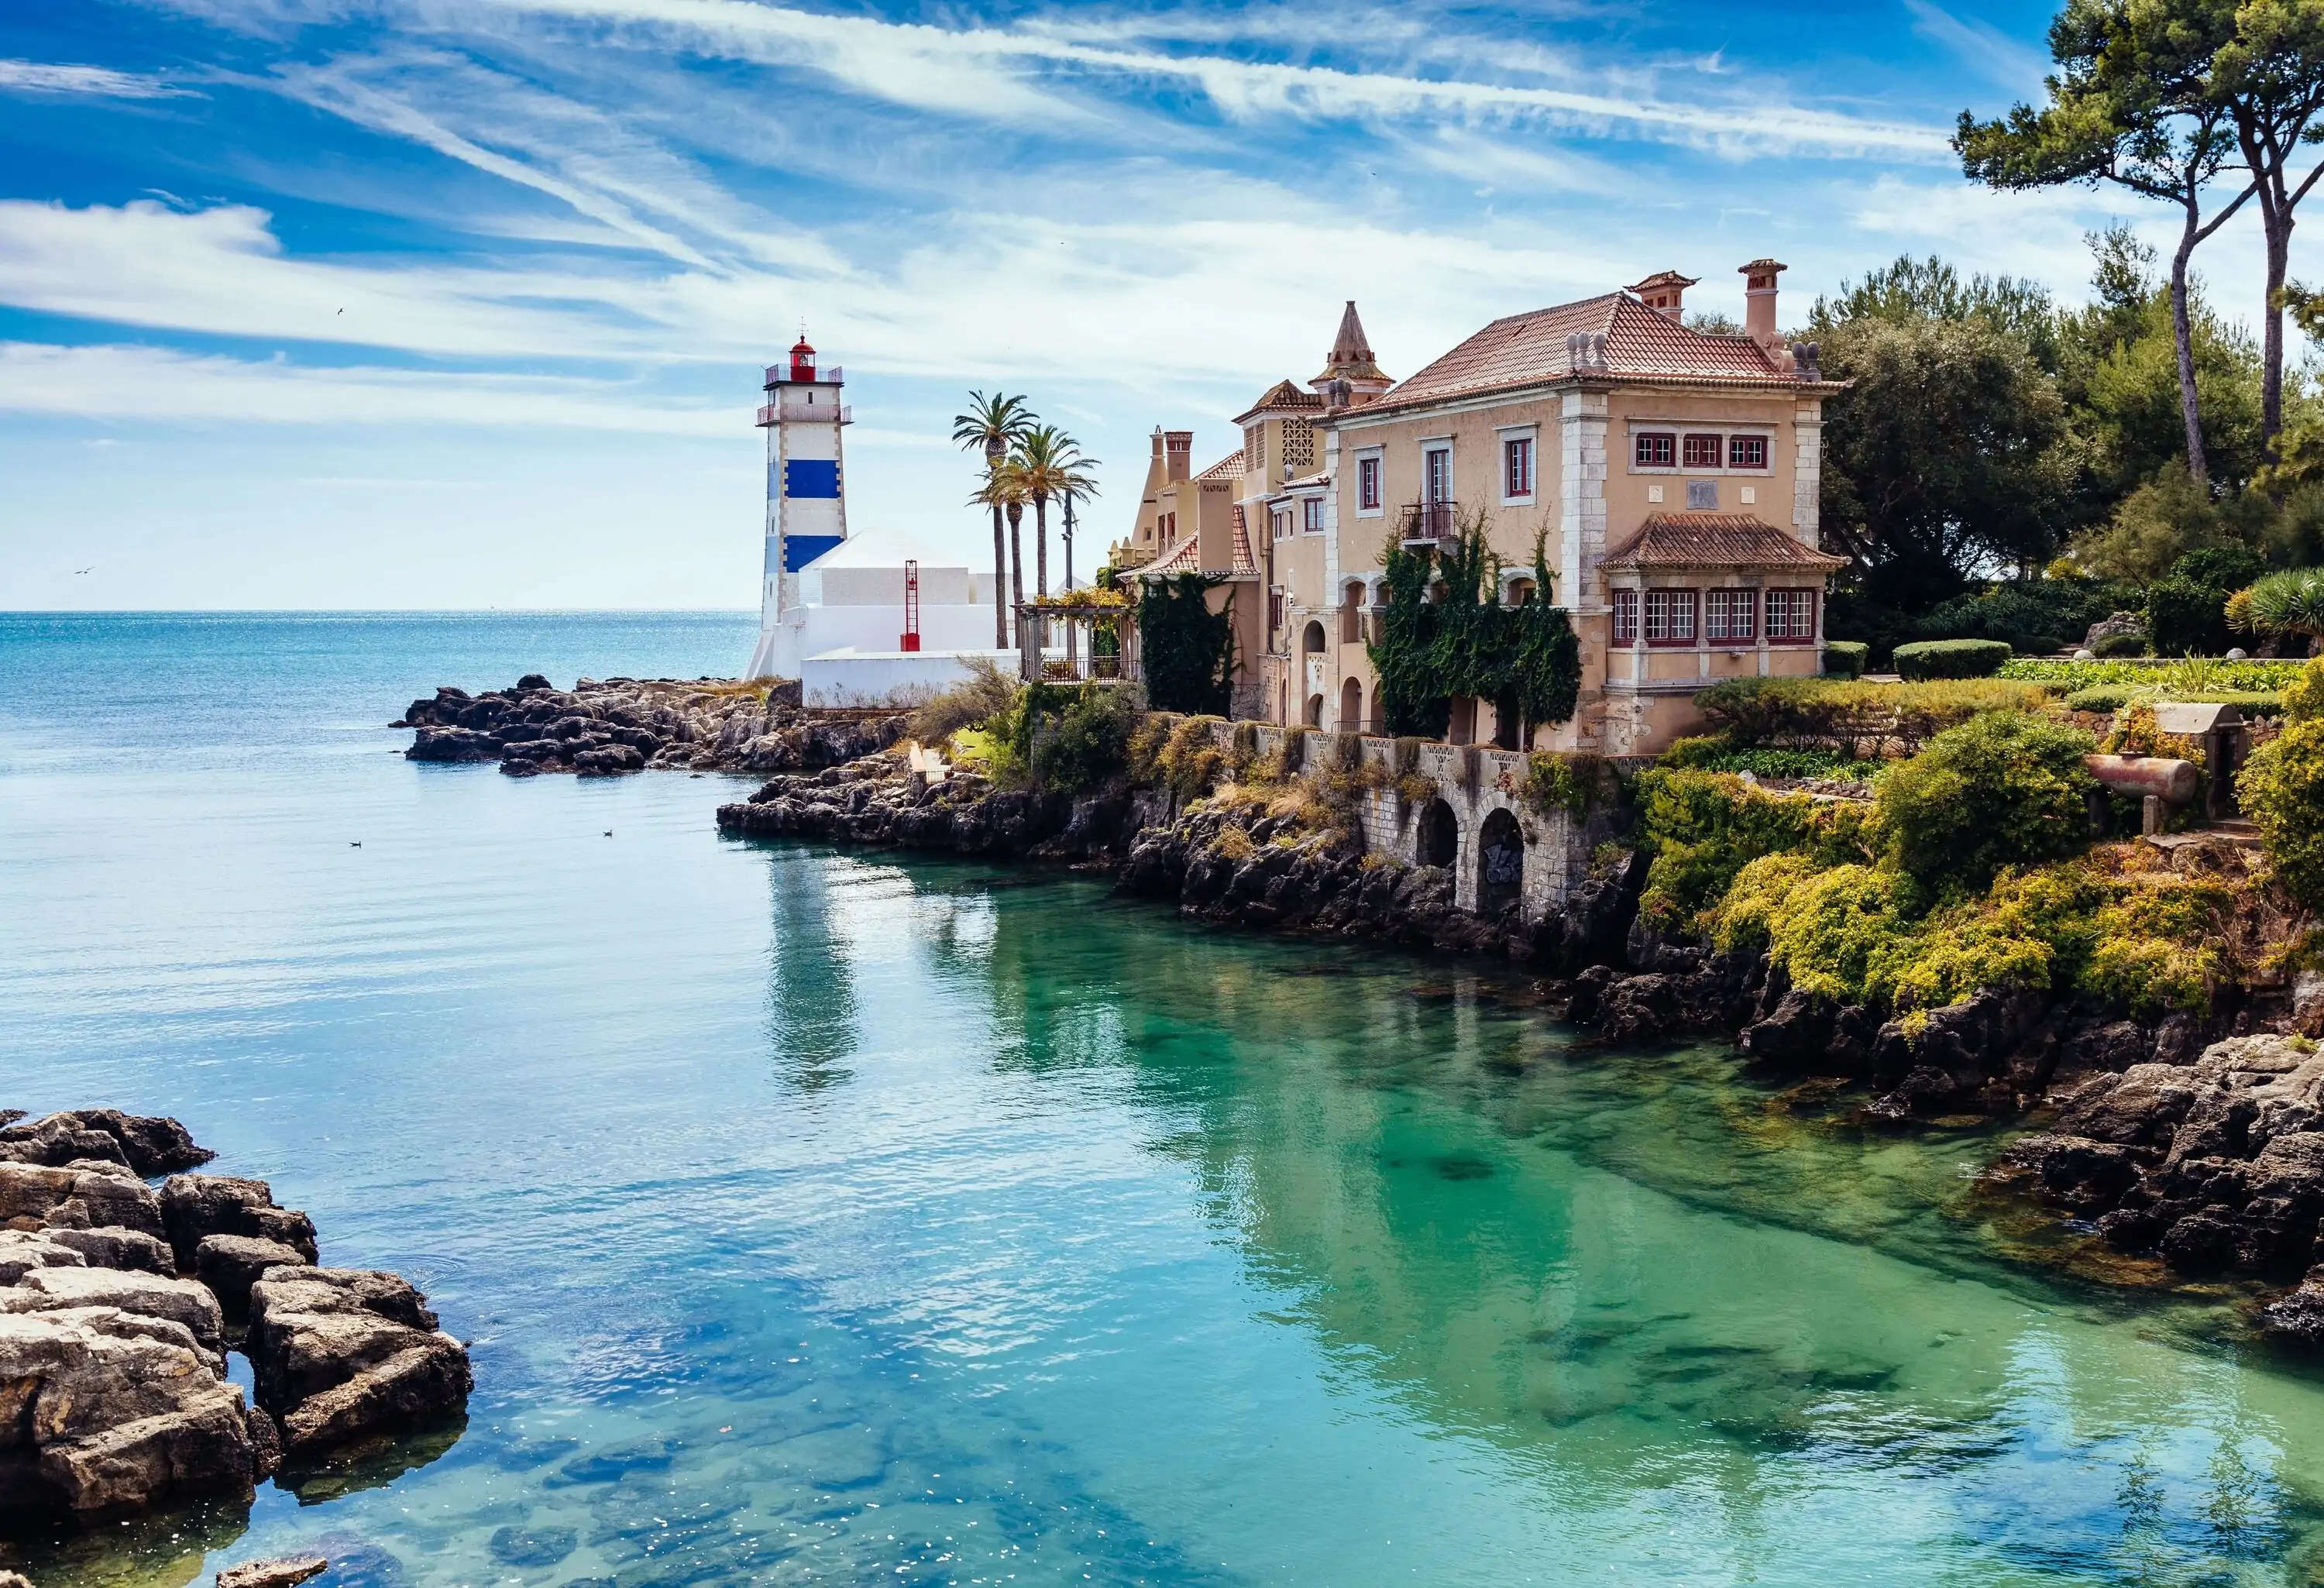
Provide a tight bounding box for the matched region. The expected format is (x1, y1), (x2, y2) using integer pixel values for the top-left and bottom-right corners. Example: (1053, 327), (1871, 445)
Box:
(788, 336), (817, 383)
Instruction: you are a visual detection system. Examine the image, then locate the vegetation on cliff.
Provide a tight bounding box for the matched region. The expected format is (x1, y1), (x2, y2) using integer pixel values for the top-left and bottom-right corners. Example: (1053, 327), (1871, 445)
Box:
(1367, 527), (1579, 741)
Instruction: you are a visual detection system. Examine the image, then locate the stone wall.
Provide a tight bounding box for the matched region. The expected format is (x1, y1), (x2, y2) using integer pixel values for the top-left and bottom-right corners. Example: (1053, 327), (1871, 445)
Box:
(1191, 721), (1613, 923)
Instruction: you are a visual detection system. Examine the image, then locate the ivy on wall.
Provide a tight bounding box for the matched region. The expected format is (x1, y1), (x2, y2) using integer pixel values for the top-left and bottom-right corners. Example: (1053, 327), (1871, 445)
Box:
(1367, 525), (1581, 740)
(1138, 572), (1236, 716)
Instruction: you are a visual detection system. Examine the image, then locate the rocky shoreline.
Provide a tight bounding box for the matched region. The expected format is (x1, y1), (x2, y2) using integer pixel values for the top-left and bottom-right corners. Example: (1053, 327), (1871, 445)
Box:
(0, 1109), (469, 1541)
(710, 747), (2324, 1335)
(398, 673), (902, 778)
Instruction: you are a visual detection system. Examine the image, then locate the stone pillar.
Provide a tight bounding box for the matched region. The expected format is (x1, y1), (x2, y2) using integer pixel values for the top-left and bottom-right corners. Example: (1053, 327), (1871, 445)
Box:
(1793, 400), (1824, 548)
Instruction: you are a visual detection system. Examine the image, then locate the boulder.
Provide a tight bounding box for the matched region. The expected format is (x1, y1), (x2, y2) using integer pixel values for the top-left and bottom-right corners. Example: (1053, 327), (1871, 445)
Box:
(216, 1555), (329, 1588)
(0, 1308), (256, 1525)
(0, 1228), (88, 1284)
(46, 1225), (174, 1276)
(246, 1268), (469, 1459)
(195, 1235), (310, 1321)
(1, 1266), (225, 1363)
(572, 744), (645, 776)
(0, 1163), (164, 1238)
(404, 727), (500, 763)
(15, 1110), (213, 1175)
(160, 1177), (318, 1273)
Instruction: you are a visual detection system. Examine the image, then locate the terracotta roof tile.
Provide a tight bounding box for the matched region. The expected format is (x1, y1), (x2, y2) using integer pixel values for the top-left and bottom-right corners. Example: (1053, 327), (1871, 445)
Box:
(1143, 507), (1260, 579)
(1195, 449), (1245, 481)
(1602, 514), (1848, 572)
(1375, 294), (1801, 411)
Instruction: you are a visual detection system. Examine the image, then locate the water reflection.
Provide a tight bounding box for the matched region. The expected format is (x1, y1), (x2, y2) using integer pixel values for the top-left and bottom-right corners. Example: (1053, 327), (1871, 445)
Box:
(762, 846), (858, 1092)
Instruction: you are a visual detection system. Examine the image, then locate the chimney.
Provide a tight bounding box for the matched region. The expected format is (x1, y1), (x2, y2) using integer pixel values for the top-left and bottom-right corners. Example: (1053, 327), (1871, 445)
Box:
(1741, 258), (1786, 353)
(1628, 270), (1698, 323)
(1164, 430), (1193, 483)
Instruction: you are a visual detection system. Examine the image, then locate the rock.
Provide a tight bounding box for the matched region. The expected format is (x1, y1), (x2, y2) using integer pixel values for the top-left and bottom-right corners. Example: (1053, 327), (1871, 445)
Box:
(216, 1555), (329, 1588)
(404, 726), (501, 762)
(46, 1226), (174, 1276)
(490, 1525), (579, 1567)
(1, 1266), (226, 1362)
(34, 1110), (212, 1175)
(516, 672), (552, 691)
(2085, 611), (2147, 651)
(195, 1235), (310, 1321)
(246, 1268), (470, 1459)
(572, 744), (645, 776)
(2003, 1134), (2147, 1212)
(2261, 1266), (2324, 1346)
(0, 1163), (164, 1238)
(0, 1308), (256, 1525)
(160, 1177), (318, 1273)
(0, 1228), (88, 1284)
(0, 1571), (32, 1587)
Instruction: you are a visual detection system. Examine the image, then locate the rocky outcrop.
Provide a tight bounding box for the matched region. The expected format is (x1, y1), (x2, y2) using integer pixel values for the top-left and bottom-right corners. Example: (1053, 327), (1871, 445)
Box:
(246, 1268), (471, 1460)
(217, 1557), (330, 1588)
(0, 1110), (467, 1537)
(400, 674), (902, 778)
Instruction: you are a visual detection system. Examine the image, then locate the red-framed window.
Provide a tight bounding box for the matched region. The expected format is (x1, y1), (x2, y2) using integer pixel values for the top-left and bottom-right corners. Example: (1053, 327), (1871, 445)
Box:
(1645, 588), (1698, 645)
(1765, 588), (1819, 641)
(1612, 589), (1638, 644)
(1682, 434), (1722, 469)
(1271, 507), (1293, 540)
(1728, 435), (1769, 470)
(1504, 436), (1534, 498)
(1357, 455), (1382, 511)
(1635, 432), (1675, 469)
(1707, 588), (1757, 642)
(1303, 497), (1325, 532)
(1269, 589), (1284, 632)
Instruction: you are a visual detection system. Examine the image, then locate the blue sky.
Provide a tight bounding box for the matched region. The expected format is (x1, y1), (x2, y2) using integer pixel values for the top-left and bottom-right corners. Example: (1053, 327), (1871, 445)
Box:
(0, 0), (2289, 609)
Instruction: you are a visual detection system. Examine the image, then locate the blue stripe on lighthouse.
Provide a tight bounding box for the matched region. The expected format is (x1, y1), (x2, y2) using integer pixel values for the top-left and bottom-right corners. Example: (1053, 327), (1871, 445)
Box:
(784, 459), (841, 498)
(783, 535), (844, 572)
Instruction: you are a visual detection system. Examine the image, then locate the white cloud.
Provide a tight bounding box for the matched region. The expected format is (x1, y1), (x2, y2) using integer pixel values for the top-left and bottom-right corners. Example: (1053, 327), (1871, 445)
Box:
(0, 341), (734, 431)
(1903, 0), (2050, 98)
(0, 59), (194, 98)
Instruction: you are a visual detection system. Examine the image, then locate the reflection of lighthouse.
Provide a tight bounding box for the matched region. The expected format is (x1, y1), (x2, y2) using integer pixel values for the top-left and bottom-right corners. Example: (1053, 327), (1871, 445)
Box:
(747, 335), (851, 679)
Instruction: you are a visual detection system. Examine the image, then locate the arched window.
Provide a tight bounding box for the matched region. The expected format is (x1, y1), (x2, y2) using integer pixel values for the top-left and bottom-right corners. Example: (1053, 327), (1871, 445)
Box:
(1339, 678), (1362, 730)
(1304, 693), (1325, 727)
(1341, 581), (1366, 643)
(1416, 799), (1458, 868)
(1478, 809), (1523, 916)
(1302, 620), (1327, 655)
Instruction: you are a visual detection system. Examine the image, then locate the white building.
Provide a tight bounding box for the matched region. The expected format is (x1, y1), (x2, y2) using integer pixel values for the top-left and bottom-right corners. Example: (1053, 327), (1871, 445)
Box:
(747, 336), (851, 680)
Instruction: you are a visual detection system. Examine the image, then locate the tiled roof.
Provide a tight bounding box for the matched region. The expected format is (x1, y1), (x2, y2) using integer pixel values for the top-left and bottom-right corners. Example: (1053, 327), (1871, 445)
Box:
(1236, 380), (1325, 421)
(1195, 449), (1246, 481)
(1373, 293), (1803, 411)
(1602, 514), (1849, 572)
(1144, 506), (1260, 579)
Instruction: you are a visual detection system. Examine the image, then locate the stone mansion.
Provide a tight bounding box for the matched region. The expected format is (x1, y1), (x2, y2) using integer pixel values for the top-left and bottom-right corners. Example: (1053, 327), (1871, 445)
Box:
(1117, 262), (1846, 757)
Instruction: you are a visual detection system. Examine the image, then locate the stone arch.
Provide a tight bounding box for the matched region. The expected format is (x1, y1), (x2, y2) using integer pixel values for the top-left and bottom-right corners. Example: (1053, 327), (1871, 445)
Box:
(1305, 693), (1325, 727)
(1477, 807), (1523, 916)
(1416, 798), (1458, 868)
(1302, 620), (1327, 656)
(1340, 580), (1367, 643)
(1339, 676), (1363, 730)
(1498, 569), (1536, 607)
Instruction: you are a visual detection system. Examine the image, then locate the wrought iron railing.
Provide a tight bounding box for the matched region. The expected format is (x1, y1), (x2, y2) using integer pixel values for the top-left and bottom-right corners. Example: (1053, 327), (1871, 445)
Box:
(1398, 500), (1458, 546)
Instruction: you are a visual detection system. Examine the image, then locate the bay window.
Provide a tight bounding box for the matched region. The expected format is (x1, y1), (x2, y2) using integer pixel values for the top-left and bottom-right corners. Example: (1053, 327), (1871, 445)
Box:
(1707, 588), (1757, 642)
(1765, 588), (1819, 641)
(1613, 589), (1638, 644)
(1644, 588), (1698, 645)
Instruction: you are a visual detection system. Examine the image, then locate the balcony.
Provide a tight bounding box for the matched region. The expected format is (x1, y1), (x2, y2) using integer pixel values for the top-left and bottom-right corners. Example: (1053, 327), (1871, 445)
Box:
(1399, 500), (1458, 548)
(763, 363), (844, 388)
(755, 404), (853, 428)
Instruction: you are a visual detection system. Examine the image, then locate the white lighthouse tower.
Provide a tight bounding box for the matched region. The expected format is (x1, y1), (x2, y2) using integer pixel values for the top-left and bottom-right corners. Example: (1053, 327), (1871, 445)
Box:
(746, 335), (851, 679)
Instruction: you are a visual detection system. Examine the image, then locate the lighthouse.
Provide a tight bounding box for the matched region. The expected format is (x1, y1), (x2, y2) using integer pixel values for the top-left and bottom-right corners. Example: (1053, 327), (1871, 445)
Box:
(746, 336), (851, 679)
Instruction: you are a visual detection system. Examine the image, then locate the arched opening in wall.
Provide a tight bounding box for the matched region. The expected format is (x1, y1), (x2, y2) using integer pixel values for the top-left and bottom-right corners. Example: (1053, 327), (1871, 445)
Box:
(1302, 620), (1327, 656)
(1339, 677), (1363, 731)
(1416, 799), (1458, 869)
(1368, 692), (1387, 734)
(1447, 697), (1477, 746)
(1305, 693), (1325, 727)
(1477, 807), (1523, 916)
(1340, 582), (1366, 644)
(1504, 576), (1535, 607)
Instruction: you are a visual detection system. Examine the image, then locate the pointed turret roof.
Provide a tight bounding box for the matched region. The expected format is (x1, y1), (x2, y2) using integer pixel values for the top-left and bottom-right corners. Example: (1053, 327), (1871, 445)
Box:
(1312, 300), (1391, 393)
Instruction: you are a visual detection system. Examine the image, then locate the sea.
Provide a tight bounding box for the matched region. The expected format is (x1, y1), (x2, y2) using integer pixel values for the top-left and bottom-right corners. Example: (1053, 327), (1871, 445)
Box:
(5, 610), (2324, 1586)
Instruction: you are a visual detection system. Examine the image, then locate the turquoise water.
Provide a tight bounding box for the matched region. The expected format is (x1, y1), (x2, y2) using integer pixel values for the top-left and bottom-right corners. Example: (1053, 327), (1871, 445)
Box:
(6, 614), (2324, 1586)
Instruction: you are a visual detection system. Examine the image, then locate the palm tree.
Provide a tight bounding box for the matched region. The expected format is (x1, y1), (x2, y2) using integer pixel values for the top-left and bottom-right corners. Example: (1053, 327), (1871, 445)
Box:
(952, 392), (1035, 648)
(2237, 568), (2324, 652)
(968, 466), (1031, 648)
(1012, 425), (1099, 601)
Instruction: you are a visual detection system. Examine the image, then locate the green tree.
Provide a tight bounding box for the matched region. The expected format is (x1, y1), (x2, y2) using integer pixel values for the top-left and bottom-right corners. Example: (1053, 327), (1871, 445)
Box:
(1010, 424), (1099, 607)
(968, 462), (1031, 649)
(1808, 254), (2064, 371)
(2216, 0), (2324, 456)
(953, 392), (1036, 647)
(1957, 0), (2254, 481)
(1818, 315), (2078, 612)
(1875, 713), (2099, 899)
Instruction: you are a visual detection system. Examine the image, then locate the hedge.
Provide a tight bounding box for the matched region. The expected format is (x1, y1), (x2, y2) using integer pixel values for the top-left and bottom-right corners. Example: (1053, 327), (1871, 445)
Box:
(1892, 638), (2013, 680)
(1822, 641), (1869, 679)
(1693, 677), (2054, 757)
(2061, 685), (2284, 717)
(1999, 657), (2309, 691)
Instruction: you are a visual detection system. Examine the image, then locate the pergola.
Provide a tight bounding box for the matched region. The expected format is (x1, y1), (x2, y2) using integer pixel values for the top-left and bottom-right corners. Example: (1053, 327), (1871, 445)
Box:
(1015, 599), (1132, 684)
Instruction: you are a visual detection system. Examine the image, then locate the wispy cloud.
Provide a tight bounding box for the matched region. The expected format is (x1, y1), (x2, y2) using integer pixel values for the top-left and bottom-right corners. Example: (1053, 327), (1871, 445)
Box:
(1903, 0), (2050, 98)
(0, 59), (195, 98)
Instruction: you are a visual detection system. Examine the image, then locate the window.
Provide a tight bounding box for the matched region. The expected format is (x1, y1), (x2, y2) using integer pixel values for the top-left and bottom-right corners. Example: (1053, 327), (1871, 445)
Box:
(1729, 435), (1769, 470)
(1271, 507), (1294, 541)
(1269, 590), (1284, 633)
(1707, 588), (1757, 642)
(1503, 436), (1534, 499)
(1686, 480), (1719, 511)
(1303, 497), (1325, 533)
(1682, 434), (1722, 469)
(1644, 588), (1698, 644)
(1282, 418), (1316, 474)
(1424, 448), (1452, 504)
(1243, 426), (1263, 475)
(1357, 455), (1382, 511)
(1613, 589), (1638, 644)
(1635, 432), (1675, 469)
(1766, 588), (1819, 641)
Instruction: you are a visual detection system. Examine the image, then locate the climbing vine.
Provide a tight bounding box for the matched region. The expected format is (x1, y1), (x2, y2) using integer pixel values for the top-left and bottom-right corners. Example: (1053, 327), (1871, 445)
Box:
(1138, 573), (1236, 716)
(1367, 522), (1581, 740)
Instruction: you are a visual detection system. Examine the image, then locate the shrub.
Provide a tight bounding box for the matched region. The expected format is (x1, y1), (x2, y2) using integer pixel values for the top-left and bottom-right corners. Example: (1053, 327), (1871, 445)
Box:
(906, 657), (1020, 745)
(1758, 864), (1920, 1003)
(1634, 768), (1816, 926)
(1913, 579), (2139, 655)
(1823, 641), (1869, 679)
(2083, 881), (2234, 1016)
(1029, 687), (1135, 795)
(1874, 713), (2097, 898)
(1149, 716), (1227, 804)
(2243, 567), (2324, 644)
(2240, 714), (2324, 908)
(2003, 655), (2306, 691)
(2284, 656), (2324, 723)
(1518, 751), (1616, 820)
(1695, 677), (2052, 755)
(2090, 629), (2150, 658)
(1893, 638), (2013, 679)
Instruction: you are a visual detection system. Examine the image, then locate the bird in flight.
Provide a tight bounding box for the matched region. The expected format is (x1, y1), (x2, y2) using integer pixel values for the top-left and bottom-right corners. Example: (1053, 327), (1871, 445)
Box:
(73, 567), (91, 575)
